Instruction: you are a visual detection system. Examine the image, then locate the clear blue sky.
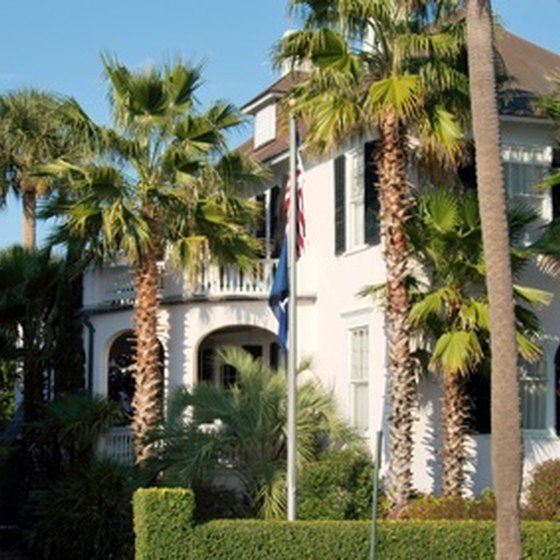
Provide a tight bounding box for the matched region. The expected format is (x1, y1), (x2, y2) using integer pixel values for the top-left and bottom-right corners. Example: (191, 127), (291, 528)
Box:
(0, 0), (558, 248)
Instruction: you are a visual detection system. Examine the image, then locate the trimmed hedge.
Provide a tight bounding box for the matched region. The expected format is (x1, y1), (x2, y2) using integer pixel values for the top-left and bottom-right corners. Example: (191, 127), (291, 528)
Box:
(134, 488), (195, 560)
(134, 489), (560, 560)
(190, 520), (560, 560)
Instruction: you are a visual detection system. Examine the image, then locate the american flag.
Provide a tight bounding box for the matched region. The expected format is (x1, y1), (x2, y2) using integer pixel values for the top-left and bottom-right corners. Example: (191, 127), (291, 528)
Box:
(269, 151), (305, 350)
(283, 151), (306, 257)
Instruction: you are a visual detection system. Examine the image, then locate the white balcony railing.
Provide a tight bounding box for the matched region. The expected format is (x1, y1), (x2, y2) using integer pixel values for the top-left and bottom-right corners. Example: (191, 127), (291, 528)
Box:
(192, 260), (277, 297)
(85, 259), (277, 307)
(97, 426), (134, 465)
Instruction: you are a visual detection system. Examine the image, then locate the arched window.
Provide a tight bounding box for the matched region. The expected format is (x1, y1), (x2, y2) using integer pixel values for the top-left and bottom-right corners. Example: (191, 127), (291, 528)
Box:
(520, 356), (547, 430)
(107, 331), (164, 424)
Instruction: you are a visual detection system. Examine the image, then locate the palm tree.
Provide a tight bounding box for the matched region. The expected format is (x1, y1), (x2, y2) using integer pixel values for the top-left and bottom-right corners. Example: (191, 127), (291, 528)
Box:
(148, 347), (358, 519)
(277, 0), (468, 513)
(0, 246), (63, 421)
(43, 56), (265, 465)
(465, 1), (523, 557)
(406, 186), (550, 497)
(0, 90), (83, 249)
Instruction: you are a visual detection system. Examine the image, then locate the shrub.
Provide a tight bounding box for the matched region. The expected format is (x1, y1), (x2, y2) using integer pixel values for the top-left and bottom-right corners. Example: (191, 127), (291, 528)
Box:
(189, 520), (560, 560)
(405, 493), (496, 520)
(524, 459), (560, 520)
(133, 489), (560, 559)
(134, 488), (195, 560)
(298, 449), (373, 520)
(150, 348), (360, 519)
(29, 459), (134, 560)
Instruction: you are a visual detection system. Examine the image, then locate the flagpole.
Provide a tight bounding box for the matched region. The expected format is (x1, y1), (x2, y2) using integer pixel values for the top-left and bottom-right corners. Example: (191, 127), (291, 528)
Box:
(287, 110), (298, 521)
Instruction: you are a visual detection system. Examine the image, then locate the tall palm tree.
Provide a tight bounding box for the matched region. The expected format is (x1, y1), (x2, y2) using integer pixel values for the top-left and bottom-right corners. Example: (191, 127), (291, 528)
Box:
(407, 186), (550, 497)
(0, 90), (83, 249)
(44, 56), (265, 465)
(466, 1), (523, 557)
(277, 0), (468, 513)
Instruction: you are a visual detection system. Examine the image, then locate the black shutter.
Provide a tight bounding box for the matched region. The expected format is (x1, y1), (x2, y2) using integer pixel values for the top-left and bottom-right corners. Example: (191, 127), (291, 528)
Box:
(269, 185), (282, 258)
(334, 155), (346, 255)
(552, 148), (560, 220)
(458, 142), (477, 192)
(364, 141), (380, 245)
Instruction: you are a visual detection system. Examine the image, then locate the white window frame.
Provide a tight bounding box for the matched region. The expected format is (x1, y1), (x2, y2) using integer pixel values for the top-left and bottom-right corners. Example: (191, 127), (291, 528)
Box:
(346, 146), (366, 251)
(502, 144), (553, 244)
(348, 324), (370, 435)
(254, 104), (276, 148)
(520, 355), (548, 432)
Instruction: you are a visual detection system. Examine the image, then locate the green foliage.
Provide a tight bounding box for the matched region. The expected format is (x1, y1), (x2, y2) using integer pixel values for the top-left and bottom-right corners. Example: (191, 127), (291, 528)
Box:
(30, 459), (134, 560)
(0, 359), (15, 429)
(407, 186), (548, 376)
(134, 488), (195, 560)
(132, 488), (560, 559)
(28, 392), (122, 477)
(149, 348), (358, 519)
(298, 449), (373, 520)
(405, 494), (496, 520)
(524, 459), (560, 520)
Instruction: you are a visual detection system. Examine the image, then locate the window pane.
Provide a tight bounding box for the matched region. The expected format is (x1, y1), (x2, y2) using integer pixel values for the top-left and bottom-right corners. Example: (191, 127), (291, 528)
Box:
(520, 359), (547, 430)
(353, 382), (369, 433)
(350, 326), (369, 434)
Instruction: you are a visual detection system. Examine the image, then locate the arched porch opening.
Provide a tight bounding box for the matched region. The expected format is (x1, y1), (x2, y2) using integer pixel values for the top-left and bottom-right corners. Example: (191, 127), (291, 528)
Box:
(197, 325), (280, 388)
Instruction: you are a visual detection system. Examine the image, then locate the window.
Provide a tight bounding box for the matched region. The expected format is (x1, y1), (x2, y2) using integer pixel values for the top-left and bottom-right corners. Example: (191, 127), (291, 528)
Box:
(334, 142), (380, 255)
(350, 326), (369, 434)
(520, 357), (548, 430)
(502, 145), (553, 243)
(348, 148), (366, 248)
(254, 104), (276, 147)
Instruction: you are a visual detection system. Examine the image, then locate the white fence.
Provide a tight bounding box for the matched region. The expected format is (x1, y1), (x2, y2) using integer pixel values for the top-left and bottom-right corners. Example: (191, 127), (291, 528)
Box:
(97, 426), (134, 465)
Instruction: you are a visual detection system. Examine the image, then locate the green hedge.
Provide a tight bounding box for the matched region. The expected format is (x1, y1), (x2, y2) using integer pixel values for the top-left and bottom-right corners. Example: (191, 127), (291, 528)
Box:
(190, 520), (560, 560)
(134, 489), (560, 560)
(133, 488), (195, 560)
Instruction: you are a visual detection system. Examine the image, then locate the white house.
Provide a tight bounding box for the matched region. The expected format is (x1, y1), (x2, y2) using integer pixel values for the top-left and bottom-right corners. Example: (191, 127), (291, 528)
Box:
(90, 30), (560, 496)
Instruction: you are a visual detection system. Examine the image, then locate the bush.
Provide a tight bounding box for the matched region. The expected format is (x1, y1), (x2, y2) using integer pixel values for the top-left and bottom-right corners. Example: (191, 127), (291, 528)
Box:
(298, 449), (373, 520)
(134, 488), (195, 560)
(190, 520), (560, 560)
(133, 489), (560, 559)
(29, 459), (134, 560)
(524, 459), (560, 520)
(405, 493), (496, 520)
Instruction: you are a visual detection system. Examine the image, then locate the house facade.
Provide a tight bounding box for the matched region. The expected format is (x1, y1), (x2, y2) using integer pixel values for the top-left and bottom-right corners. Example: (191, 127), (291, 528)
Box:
(89, 31), (560, 495)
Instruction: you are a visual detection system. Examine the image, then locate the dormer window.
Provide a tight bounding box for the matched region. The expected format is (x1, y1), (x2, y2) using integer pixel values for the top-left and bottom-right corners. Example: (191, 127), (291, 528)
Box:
(254, 103), (276, 148)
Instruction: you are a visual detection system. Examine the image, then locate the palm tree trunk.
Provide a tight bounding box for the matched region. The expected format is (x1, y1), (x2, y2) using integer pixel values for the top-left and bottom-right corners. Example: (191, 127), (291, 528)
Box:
(441, 373), (469, 497)
(131, 240), (163, 465)
(466, 1), (522, 558)
(22, 188), (36, 250)
(377, 109), (415, 515)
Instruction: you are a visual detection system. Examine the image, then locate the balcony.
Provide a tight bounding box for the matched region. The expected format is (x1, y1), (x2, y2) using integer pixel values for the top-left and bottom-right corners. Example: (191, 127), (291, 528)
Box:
(83, 258), (277, 308)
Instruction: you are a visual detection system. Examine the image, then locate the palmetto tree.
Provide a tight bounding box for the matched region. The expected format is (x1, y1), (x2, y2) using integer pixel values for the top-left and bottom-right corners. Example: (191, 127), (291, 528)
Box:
(277, 0), (468, 513)
(148, 347), (357, 519)
(43, 57), (264, 465)
(466, 0), (523, 557)
(407, 186), (550, 497)
(0, 245), (63, 421)
(0, 90), (84, 249)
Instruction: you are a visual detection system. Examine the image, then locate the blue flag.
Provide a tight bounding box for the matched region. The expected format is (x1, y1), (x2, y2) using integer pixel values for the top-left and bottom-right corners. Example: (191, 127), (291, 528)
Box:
(269, 238), (289, 350)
